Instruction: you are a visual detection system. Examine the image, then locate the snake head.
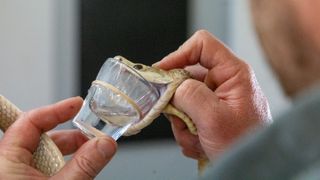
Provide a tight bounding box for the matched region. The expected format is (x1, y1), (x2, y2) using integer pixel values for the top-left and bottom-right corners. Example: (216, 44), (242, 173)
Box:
(114, 56), (174, 84)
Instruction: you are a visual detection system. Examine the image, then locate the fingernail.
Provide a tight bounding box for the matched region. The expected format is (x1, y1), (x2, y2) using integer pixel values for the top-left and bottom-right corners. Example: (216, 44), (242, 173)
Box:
(97, 137), (116, 159)
(164, 114), (173, 122)
(152, 62), (160, 67)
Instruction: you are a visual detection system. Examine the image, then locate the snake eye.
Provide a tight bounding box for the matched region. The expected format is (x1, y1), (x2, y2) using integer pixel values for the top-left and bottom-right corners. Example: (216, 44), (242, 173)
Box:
(114, 56), (122, 62)
(133, 64), (143, 70)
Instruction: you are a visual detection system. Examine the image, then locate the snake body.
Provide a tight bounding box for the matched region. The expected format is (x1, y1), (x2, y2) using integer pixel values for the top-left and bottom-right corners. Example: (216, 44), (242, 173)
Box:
(0, 95), (65, 176)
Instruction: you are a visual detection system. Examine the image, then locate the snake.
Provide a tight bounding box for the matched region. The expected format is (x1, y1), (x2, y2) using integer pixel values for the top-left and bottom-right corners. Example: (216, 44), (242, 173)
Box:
(0, 56), (208, 176)
(0, 95), (65, 176)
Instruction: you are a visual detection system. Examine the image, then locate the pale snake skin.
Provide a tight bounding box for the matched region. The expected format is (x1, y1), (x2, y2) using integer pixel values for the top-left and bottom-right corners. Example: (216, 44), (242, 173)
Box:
(0, 95), (65, 176)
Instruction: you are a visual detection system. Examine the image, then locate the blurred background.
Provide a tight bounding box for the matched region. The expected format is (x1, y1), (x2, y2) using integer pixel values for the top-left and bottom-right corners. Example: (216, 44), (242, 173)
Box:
(0, 0), (290, 179)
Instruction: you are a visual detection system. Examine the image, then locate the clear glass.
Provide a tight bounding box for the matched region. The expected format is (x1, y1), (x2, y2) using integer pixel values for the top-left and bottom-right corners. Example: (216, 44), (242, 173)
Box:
(72, 58), (159, 140)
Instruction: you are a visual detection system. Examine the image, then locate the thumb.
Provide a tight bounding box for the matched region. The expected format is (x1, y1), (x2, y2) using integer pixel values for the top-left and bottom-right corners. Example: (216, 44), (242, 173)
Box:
(55, 136), (117, 179)
(172, 79), (219, 128)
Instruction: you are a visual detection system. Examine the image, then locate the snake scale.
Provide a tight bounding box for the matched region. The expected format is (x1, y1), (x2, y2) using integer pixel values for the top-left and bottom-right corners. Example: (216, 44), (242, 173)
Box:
(0, 56), (208, 176)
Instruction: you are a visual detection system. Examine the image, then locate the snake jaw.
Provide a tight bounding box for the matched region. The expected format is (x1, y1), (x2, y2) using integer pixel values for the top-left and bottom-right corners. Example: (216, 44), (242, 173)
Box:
(115, 55), (174, 84)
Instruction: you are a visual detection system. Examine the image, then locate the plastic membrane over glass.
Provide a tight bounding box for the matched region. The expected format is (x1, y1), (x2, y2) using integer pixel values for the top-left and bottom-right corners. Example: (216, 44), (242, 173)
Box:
(72, 58), (160, 140)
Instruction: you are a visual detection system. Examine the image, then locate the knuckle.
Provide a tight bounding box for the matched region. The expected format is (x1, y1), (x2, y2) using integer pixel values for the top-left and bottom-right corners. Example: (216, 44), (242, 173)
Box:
(173, 131), (190, 148)
(75, 155), (98, 179)
(176, 79), (201, 99)
(182, 149), (190, 157)
(172, 130), (184, 147)
(237, 60), (254, 82)
(20, 111), (31, 119)
(175, 138), (185, 148)
(182, 148), (198, 159)
(176, 135), (188, 147)
(19, 111), (35, 123)
(240, 61), (252, 73)
(194, 29), (212, 39)
(176, 79), (209, 105)
(175, 79), (216, 115)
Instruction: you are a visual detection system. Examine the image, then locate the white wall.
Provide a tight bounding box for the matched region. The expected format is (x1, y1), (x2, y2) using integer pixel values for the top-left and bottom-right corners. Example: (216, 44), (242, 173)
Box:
(0, 0), (78, 110)
(0, 0), (56, 110)
(188, 0), (229, 42)
(0, 0), (78, 133)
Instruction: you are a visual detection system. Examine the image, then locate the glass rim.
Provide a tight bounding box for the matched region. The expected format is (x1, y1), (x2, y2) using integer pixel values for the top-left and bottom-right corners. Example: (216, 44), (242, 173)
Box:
(108, 57), (160, 98)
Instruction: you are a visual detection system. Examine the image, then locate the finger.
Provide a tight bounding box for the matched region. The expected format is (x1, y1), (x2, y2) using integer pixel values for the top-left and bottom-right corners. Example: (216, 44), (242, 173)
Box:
(171, 79), (219, 132)
(182, 148), (202, 160)
(184, 64), (208, 82)
(155, 30), (243, 86)
(56, 136), (117, 179)
(171, 117), (203, 153)
(1, 97), (83, 153)
(48, 130), (88, 155)
(156, 30), (234, 69)
(170, 115), (187, 130)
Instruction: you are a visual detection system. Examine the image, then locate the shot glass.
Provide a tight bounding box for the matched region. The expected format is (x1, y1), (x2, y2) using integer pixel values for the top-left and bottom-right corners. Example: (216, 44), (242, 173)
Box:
(72, 57), (160, 140)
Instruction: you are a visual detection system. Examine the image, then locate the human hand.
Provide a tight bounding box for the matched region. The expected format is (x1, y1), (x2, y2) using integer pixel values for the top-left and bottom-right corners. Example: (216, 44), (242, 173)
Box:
(0, 97), (117, 179)
(155, 30), (272, 161)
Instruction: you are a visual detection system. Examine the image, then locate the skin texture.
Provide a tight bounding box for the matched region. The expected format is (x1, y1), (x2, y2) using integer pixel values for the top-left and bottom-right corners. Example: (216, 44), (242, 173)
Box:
(250, 0), (320, 97)
(155, 30), (272, 161)
(0, 97), (117, 180)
